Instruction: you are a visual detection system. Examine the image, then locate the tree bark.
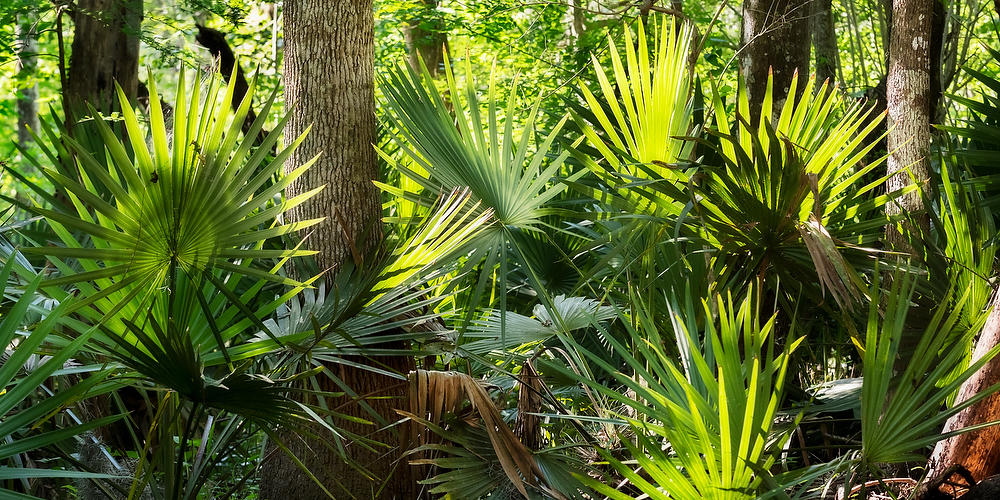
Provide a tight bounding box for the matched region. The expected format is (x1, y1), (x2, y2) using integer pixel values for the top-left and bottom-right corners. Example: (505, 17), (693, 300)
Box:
(259, 1), (416, 498)
(810, 0), (839, 86)
(571, 0), (586, 42)
(740, 0), (811, 120)
(281, 0), (382, 271)
(66, 0), (141, 119)
(885, 0), (932, 244)
(927, 294), (1000, 481)
(15, 14), (40, 151)
(403, 0), (448, 78)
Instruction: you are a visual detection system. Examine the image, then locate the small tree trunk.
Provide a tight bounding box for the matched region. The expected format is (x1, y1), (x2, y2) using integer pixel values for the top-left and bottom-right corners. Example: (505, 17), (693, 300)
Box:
(403, 0), (448, 77)
(66, 0), (141, 118)
(194, 25), (261, 139)
(810, 0), (839, 86)
(740, 0), (811, 119)
(884, 0), (932, 245)
(927, 294), (1000, 481)
(15, 14), (39, 150)
(571, 0), (586, 41)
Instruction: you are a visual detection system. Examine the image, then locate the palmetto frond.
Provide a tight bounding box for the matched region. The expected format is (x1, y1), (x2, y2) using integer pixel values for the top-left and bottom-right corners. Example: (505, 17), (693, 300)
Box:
(859, 271), (1000, 464)
(0, 258), (121, 496)
(579, 17), (694, 174)
(378, 55), (577, 232)
(21, 68), (320, 317)
(546, 289), (801, 499)
(571, 18), (696, 224)
(377, 53), (587, 329)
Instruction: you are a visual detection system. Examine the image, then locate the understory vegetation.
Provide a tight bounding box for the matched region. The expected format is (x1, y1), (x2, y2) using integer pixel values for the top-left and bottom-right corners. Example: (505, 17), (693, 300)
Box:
(5, 1), (1000, 499)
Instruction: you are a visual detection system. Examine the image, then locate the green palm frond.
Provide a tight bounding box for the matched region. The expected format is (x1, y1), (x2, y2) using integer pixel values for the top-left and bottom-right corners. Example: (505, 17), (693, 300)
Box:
(579, 17), (695, 173)
(461, 295), (615, 355)
(0, 258), (122, 497)
(374, 188), (491, 296)
(569, 18), (696, 226)
(859, 270), (1000, 464)
(936, 46), (1000, 210)
(378, 54), (578, 231)
(545, 289), (802, 499)
(377, 54), (586, 324)
(699, 73), (913, 306)
(20, 68), (320, 317)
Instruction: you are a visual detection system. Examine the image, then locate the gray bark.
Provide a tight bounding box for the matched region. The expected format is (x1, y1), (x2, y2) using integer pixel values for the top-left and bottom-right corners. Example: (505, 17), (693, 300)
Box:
(15, 14), (39, 149)
(403, 0), (448, 77)
(260, 1), (416, 498)
(884, 0), (932, 241)
(280, 0), (382, 271)
(571, 0), (586, 41)
(810, 0), (839, 86)
(740, 0), (811, 120)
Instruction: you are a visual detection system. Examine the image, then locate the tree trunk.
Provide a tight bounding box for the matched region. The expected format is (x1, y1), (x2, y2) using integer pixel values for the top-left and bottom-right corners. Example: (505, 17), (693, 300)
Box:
(810, 0), (839, 86)
(740, 0), (811, 120)
(15, 13), (40, 151)
(66, 0), (141, 119)
(259, 1), (417, 498)
(927, 294), (1000, 481)
(884, 0), (932, 245)
(571, 0), (586, 42)
(403, 0), (448, 78)
(928, 0), (945, 125)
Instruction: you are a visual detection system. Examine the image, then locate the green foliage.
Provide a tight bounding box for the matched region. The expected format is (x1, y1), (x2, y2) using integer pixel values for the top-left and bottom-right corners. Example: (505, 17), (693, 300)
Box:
(858, 270), (998, 465)
(0, 258), (121, 498)
(546, 290), (802, 499)
(8, 3), (1000, 499)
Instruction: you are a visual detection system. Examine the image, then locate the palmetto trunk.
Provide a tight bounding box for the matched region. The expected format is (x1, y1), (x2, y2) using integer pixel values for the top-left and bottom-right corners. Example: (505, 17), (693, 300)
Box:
(740, 0), (810, 119)
(259, 0), (417, 498)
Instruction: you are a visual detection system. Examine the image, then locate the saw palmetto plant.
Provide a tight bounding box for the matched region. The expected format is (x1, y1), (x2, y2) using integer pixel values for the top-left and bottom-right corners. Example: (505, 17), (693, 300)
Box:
(21, 69), (320, 322)
(544, 288), (802, 499)
(858, 270), (998, 465)
(376, 52), (588, 333)
(578, 17), (695, 179)
(10, 7), (1000, 500)
(0, 258), (122, 495)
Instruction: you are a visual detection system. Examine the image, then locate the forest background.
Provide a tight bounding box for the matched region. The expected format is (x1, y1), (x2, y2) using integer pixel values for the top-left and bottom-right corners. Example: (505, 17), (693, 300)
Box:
(4, 0), (1000, 499)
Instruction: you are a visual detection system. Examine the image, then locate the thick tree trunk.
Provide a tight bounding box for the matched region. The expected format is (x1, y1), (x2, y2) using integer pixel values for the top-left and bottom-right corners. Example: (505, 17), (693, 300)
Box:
(885, 0), (932, 244)
(66, 0), (141, 119)
(403, 0), (447, 77)
(810, 0), (839, 86)
(281, 0), (382, 271)
(259, 1), (416, 498)
(740, 0), (811, 120)
(15, 14), (39, 150)
(927, 294), (1000, 481)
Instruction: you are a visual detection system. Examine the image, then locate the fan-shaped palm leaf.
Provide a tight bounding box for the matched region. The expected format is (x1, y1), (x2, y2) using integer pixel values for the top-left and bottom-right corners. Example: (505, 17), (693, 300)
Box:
(544, 289), (802, 499)
(19, 68), (320, 320)
(859, 270), (1000, 464)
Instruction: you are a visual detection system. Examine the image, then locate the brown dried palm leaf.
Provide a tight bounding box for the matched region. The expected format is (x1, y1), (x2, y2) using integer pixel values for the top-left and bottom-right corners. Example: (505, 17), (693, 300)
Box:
(401, 369), (542, 497)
